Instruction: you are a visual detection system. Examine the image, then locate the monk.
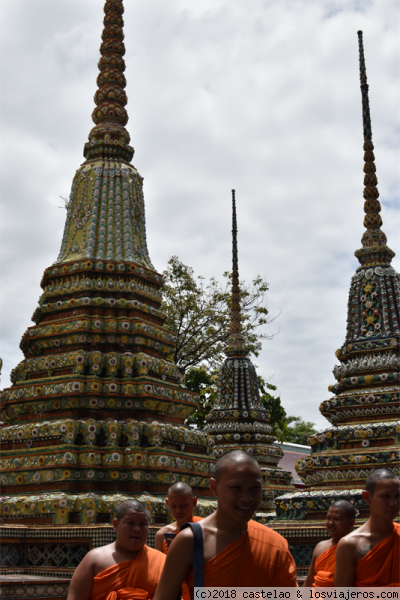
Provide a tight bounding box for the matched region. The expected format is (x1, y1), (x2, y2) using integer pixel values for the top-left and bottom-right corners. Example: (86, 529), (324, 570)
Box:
(335, 468), (400, 587)
(153, 449), (297, 600)
(67, 499), (166, 600)
(155, 482), (202, 600)
(304, 500), (355, 587)
(155, 482), (202, 555)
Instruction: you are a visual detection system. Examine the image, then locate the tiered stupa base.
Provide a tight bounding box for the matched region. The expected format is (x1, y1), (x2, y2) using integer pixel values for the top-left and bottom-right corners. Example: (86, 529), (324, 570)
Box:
(269, 333), (399, 571)
(0, 495), (217, 587)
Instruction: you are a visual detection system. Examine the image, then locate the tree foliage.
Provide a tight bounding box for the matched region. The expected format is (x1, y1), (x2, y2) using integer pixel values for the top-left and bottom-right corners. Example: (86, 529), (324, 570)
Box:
(184, 366), (219, 429)
(275, 416), (317, 446)
(257, 377), (287, 442)
(162, 256), (276, 372)
(184, 368), (288, 436)
(162, 256), (317, 444)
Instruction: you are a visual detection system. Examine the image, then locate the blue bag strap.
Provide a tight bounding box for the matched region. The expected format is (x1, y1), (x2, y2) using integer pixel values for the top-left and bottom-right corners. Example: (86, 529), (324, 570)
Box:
(180, 521), (205, 588)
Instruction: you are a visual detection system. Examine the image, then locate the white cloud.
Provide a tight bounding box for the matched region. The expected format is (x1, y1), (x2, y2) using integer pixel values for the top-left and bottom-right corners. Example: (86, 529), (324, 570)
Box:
(0, 0), (398, 432)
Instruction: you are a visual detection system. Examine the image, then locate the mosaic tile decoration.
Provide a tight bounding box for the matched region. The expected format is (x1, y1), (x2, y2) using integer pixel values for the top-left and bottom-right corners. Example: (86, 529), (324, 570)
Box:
(0, 525), (162, 546)
(0, 526), (163, 587)
(0, 493), (217, 526)
(0, 0), (218, 527)
(0, 580), (70, 599)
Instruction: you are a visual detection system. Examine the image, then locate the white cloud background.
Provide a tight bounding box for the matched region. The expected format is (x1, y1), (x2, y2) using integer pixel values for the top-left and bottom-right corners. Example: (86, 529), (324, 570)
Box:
(0, 0), (399, 431)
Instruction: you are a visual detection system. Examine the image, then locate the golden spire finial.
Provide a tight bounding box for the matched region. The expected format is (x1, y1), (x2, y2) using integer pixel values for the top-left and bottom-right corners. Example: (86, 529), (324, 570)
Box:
(83, 0), (134, 163)
(355, 31), (394, 266)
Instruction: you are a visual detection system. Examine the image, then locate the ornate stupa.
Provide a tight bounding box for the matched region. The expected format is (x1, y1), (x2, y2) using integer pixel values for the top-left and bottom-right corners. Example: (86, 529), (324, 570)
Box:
(205, 191), (295, 517)
(269, 31), (399, 573)
(0, 0), (216, 557)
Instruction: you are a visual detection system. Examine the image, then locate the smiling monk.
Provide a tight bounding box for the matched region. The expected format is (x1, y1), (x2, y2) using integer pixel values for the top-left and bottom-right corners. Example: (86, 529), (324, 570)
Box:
(335, 468), (400, 587)
(67, 500), (166, 600)
(304, 500), (356, 587)
(153, 450), (297, 600)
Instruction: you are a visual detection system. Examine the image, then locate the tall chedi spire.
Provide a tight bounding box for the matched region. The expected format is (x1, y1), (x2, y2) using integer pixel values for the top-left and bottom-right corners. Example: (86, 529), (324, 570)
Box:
(268, 33), (399, 574)
(205, 191), (294, 516)
(0, 0), (215, 546)
(226, 190), (247, 356)
(56, 0), (152, 267)
(84, 0), (133, 164)
(354, 31), (395, 268)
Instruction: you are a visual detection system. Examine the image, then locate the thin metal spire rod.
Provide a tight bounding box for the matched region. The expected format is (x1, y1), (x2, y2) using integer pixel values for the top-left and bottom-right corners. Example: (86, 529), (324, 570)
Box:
(230, 189), (242, 335)
(232, 189), (238, 273)
(357, 30), (372, 141)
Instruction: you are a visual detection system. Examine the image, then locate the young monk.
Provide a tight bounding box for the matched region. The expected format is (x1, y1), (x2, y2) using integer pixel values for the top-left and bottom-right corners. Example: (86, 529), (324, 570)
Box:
(335, 468), (400, 587)
(155, 482), (203, 600)
(67, 499), (166, 600)
(154, 481), (202, 554)
(304, 500), (355, 587)
(153, 449), (297, 600)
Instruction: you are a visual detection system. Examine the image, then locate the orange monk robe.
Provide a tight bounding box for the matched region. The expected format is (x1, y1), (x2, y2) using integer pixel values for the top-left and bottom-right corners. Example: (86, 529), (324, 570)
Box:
(355, 522), (400, 587)
(162, 517), (203, 600)
(186, 519), (297, 597)
(91, 545), (166, 600)
(312, 545), (336, 587)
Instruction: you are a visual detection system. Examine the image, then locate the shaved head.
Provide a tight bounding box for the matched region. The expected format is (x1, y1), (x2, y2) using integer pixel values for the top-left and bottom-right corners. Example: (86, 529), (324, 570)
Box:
(214, 450), (260, 481)
(330, 500), (356, 520)
(116, 499), (149, 521)
(365, 469), (399, 496)
(165, 481), (197, 526)
(168, 482), (193, 496)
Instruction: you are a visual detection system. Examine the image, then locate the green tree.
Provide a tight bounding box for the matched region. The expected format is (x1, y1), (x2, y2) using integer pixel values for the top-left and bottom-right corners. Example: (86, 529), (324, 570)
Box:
(161, 256), (313, 440)
(258, 377), (288, 441)
(276, 416), (317, 446)
(162, 256), (276, 372)
(184, 366), (219, 429)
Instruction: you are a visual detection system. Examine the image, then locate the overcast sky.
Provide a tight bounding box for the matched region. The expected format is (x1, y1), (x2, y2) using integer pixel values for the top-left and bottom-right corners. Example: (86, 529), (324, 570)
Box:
(0, 0), (399, 431)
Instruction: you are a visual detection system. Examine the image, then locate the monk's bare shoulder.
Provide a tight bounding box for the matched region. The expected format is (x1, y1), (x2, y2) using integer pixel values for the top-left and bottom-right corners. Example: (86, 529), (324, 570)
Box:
(84, 542), (118, 575)
(312, 539), (333, 559)
(162, 526), (194, 568)
(173, 526), (195, 541)
(340, 526), (375, 558)
(67, 542), (118, 600)
(334, 531), (362, 586)
(156, 523), (178, 536)
(336, 532), (359, 561)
